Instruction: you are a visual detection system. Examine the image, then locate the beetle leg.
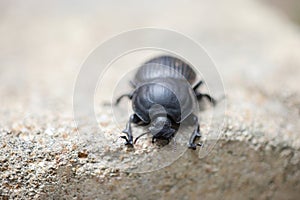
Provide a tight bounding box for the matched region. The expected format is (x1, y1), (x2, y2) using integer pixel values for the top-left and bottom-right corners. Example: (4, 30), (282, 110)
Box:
(192, 80), (203, 91)
(195, 93), (216, 106)
(121, 114), (141, 146)
(129, 80), (137, 88)
(115, 92), (133, 105)
(188, 115), (201, 150)
(193, 80), (216, 106)
(152, 137), (156, 143)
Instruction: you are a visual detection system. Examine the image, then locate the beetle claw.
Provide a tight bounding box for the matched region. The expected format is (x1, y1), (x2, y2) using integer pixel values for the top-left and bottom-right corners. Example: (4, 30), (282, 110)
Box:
(152, 137), (156, 143)
(120, 135), (129, 142)
(188, 143), (197, 150)
(197, 142), (203, 147)
(125, 141), (134, 146)
(120, 136), (133, 146)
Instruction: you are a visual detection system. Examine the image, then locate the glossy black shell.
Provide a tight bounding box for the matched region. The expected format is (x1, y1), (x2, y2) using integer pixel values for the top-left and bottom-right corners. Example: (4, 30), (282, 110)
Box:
(131, 56), (197, 123)
(133, 56), (196, 85)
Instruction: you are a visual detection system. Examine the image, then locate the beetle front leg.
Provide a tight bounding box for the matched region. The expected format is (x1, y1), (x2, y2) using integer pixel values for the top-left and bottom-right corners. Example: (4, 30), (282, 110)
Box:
(187, 115), (202, 150)
(193, 80), (216, 106)
(195, 93), (216, 106)
(193, 80), (203, 91)
(115, 93), (133, 105)
(120, 114), (141, 146)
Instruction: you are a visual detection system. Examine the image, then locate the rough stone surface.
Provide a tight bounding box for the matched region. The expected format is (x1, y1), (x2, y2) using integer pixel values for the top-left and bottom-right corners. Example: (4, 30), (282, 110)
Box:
(0, 0), (300, 199)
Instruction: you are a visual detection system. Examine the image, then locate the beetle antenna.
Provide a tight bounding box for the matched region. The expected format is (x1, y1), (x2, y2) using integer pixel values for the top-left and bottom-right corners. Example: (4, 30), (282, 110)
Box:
(134, 131), (150, 144)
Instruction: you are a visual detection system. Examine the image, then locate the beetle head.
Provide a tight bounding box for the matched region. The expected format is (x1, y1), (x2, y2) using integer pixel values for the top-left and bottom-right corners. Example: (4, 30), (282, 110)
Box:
(149, 116), (176, 140)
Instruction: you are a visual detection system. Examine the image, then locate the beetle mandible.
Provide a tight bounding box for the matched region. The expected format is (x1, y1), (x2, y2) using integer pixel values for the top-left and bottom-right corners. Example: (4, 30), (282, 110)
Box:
(115, 55), (216, 150)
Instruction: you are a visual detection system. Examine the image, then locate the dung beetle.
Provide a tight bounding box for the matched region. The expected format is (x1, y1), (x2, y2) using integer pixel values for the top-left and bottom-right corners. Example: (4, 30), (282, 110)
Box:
(115, 55), (216, 150)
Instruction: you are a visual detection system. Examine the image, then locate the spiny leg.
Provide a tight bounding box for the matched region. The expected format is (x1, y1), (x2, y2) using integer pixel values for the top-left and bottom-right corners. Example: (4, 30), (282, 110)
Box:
(193, 80), (216, 106)
(187, 115), (202, 150)
(120, 114), (141, 146)
(196, 93), (216, 106)
(115, 93), (133, 105)
(193, 80), (203, 91)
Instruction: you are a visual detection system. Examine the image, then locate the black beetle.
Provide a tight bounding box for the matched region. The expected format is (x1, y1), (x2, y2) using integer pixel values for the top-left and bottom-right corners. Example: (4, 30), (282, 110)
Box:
(115, 55), (216, 149)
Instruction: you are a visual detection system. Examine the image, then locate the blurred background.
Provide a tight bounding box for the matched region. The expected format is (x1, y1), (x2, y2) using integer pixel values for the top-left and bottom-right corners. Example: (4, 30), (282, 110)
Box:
(0, 0), (299, 115)
(265, 0), (300, 25)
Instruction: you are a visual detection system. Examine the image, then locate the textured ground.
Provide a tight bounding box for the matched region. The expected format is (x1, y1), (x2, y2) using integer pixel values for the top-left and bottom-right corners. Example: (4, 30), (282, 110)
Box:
(0, 0), (300, 199)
